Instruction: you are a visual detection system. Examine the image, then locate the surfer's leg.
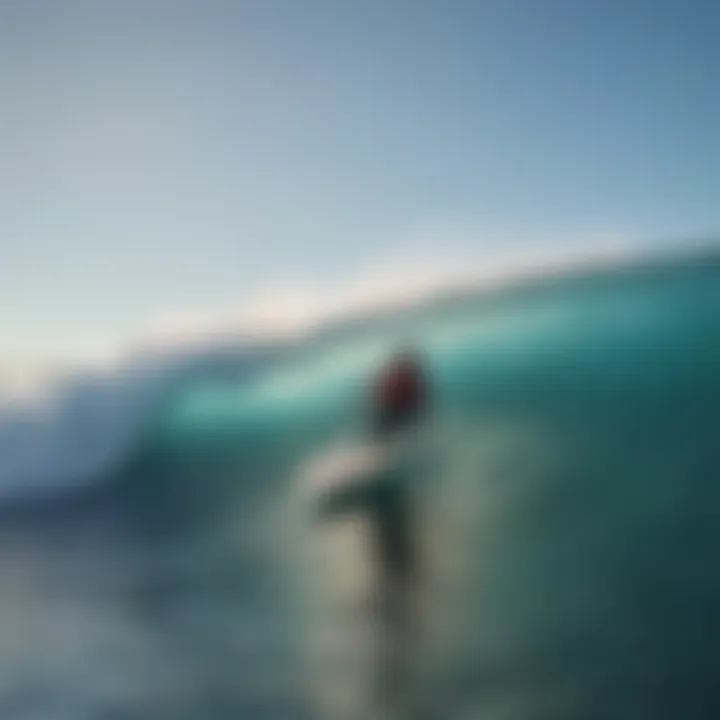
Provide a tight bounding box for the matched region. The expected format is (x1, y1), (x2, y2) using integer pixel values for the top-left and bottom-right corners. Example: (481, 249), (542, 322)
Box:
(373, 575), (419, 711)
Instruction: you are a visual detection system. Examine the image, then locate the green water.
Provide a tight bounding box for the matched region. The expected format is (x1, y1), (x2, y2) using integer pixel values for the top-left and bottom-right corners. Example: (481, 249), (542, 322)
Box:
(123, 253), (720, 718)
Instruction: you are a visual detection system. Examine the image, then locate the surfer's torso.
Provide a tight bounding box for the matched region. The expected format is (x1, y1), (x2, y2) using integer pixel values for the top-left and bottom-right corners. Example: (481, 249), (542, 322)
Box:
(302, 430), (425, 580)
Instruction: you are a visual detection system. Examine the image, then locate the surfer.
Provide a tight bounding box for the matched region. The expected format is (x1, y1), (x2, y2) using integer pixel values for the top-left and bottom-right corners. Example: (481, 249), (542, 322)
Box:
(311, 348), (430, 708)
(367, 349), (428, 590)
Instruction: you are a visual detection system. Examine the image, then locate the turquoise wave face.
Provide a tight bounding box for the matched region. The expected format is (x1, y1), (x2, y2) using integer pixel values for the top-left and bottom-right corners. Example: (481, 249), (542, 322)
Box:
(152, 255), (719, 460)
(126, 257), (720, 544)
(125, 256), (720, 717)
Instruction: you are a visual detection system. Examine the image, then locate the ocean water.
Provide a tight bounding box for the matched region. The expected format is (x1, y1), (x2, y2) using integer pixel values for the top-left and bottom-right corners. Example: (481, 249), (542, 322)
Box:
(1, 253), (719, 719)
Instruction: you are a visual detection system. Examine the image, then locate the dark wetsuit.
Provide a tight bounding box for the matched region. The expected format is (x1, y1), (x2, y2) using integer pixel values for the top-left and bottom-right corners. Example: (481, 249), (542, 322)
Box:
(314, 402), (423, 592)
(314, 453), (414, 574)
(314, 353), (428, 702)
(313, 438), (418, 705)
(368, 464), (415, 584)
(371, 355), (426, 585)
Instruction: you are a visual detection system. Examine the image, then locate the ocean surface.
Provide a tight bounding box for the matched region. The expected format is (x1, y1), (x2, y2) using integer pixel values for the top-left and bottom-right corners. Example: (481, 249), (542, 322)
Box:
(1, 252), (719, 719)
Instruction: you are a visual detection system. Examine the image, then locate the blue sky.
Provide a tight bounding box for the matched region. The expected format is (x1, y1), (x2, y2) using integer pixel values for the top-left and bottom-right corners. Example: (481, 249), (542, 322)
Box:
(1, 0), (718, 370)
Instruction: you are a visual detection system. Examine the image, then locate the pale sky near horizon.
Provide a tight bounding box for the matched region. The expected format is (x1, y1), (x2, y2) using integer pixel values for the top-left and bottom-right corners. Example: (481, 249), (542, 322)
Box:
(1, 0), (718, 372)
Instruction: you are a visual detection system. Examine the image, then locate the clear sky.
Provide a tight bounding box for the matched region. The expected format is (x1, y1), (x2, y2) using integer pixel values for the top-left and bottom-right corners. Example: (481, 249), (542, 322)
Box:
(1, 0), (718, 371)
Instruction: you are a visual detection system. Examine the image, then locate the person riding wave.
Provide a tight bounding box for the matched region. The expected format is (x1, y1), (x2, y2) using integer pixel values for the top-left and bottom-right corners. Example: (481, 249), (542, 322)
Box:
(309, 348), (431, 708)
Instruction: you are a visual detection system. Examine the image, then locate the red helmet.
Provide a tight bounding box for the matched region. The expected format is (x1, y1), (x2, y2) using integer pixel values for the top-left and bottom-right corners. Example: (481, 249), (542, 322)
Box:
(374, 352), (426, 414)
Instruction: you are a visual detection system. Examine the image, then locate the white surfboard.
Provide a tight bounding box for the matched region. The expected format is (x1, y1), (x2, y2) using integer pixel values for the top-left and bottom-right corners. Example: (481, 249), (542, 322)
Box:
(301, 442), (391, 498)
(299, 428), (428, 513)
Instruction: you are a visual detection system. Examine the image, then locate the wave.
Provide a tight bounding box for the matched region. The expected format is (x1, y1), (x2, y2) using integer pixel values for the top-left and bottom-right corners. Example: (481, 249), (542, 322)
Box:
(0, 243), (717, 508)
(112, 246), (720, 531)
(1, 245), (719, 717)
(0, 342), (285, 500)
(102, 244), (720, 717)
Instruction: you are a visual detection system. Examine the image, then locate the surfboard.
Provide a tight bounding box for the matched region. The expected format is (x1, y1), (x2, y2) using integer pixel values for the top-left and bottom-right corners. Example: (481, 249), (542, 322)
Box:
(301, 442), (391, 498)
